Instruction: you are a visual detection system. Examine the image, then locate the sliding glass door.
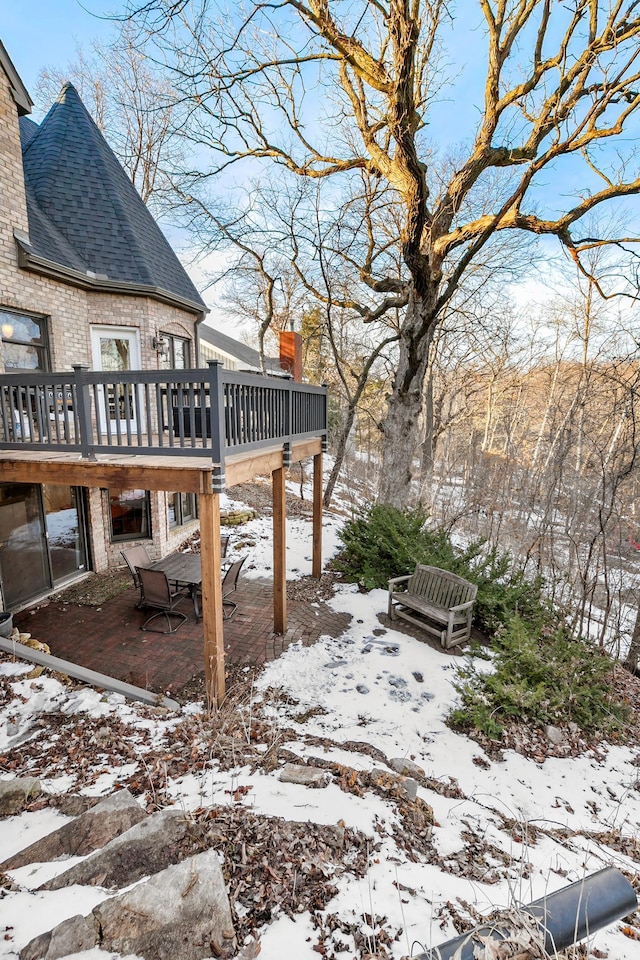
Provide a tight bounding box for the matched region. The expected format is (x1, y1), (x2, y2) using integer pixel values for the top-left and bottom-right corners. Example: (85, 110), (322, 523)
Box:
(44, 485), (87, 584)
(0, 484), (50, 608)
(0, 483), (88, 610)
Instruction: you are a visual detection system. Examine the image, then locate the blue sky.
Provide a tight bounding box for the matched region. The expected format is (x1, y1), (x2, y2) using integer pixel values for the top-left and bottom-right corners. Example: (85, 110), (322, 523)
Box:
(1, 2), (230, 325)
(2, 1), (124, 100)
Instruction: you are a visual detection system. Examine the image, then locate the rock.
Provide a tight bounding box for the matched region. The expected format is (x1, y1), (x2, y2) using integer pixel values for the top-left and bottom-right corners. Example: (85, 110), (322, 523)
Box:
(279, 762), (331, 789)
(22, 850), (236, 960)
(95, 850), (236, 959)
(20, 915), (95, 960)
(2, 788), (145, 871)
(0, 777), (42, 817)
(389, 757), (426, 781)
(221, 508), (256, 526)
(50, 794), (95, 818)
(370, 768), (419, 802)
(545, 725), (564, 745)
(40, 808), (189, 891)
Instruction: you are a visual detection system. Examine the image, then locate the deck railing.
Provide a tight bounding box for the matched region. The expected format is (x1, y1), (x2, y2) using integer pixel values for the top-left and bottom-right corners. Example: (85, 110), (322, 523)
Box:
(0, 362), (327, 474)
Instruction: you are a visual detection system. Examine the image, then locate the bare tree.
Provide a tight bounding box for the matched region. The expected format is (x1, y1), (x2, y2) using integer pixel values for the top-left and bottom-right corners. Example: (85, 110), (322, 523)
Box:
(36, 25), (182, 207)
(172, 166), (403, 500)
(125, 0), (640, 505)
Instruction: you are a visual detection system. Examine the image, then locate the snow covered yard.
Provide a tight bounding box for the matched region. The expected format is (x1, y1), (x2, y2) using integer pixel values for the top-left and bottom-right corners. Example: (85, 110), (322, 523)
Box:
(1, 481), (640, 959)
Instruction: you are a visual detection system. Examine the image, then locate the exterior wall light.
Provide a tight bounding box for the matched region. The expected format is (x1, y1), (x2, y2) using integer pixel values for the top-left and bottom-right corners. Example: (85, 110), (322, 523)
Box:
(152, 335), (168, 358)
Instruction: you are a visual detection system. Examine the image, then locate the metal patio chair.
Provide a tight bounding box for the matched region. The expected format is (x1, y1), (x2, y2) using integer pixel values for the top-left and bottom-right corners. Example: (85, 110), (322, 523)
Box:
(221, 556), (246, 620)
(121, 545), (153, 602)
(136, 566), (190, 634)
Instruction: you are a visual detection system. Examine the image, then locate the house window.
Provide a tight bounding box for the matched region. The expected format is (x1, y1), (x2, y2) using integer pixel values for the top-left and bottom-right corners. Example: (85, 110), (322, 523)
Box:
(168, 492), (197, 528)
(1, 310), (49, 371)
(109, 489), (151, 541)
(160, 335), (191, 369)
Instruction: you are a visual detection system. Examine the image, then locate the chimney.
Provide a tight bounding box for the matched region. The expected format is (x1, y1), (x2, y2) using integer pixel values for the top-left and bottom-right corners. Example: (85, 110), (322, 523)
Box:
(279, 329), (303, 382)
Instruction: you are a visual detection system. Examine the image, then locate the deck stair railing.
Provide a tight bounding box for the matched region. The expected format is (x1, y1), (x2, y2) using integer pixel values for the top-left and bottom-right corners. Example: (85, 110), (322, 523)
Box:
(0, 362), (327, 473)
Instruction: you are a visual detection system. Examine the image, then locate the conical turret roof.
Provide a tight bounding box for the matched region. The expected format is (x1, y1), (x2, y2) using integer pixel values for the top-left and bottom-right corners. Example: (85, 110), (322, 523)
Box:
(20, 83), (205, 311)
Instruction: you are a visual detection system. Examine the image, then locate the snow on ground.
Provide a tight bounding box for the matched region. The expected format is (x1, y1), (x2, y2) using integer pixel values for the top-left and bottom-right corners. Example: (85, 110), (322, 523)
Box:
(219, 480), (344, 582)
(1, 479), (640, 959)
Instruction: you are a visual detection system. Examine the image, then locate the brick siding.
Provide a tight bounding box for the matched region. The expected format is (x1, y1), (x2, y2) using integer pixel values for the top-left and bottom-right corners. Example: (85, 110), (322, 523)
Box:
(1, 66), (200, 575)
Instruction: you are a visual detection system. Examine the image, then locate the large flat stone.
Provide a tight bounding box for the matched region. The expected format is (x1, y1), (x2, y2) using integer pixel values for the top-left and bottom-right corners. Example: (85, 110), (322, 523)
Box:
(95, 850), (237, 959)
(389, 757), (426, 781)
(20, 914), (95, 960)
(3, 789), (145, 871)
(21, 850), (236, 960)
(279, 762), (331, 788)
(40, 808), (189, 891)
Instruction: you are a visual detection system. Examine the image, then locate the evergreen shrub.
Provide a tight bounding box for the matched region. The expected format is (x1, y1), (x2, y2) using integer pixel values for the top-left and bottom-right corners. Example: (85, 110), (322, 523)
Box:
(449, 616), (628, 738)
(332, 503), (457, 591)
(333, 504), (627, 739)
(332, 504), (550, 634)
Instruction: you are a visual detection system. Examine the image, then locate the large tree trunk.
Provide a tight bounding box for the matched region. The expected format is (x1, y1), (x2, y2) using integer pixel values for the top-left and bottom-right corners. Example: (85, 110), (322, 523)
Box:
(378, 289), (436, 507)
(323, 405), (357, 509)
(624, 603), (640, 674)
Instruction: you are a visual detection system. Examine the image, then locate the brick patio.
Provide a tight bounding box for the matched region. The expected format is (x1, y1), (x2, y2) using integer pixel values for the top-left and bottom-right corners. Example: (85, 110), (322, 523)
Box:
(12, 576), (351, 700)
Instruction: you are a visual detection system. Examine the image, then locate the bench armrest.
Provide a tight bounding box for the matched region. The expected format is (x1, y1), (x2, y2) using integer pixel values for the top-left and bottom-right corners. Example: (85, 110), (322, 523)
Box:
(388, 575), (411, 591)
(449, 599), (475, 613)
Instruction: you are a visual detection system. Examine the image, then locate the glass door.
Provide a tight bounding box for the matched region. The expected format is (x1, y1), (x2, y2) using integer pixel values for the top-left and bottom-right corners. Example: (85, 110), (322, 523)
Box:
(90, 326), (141, 433)
(0, 483), (50, 608)
(0, 483), (89, 610)
(44, 485), (87, 585)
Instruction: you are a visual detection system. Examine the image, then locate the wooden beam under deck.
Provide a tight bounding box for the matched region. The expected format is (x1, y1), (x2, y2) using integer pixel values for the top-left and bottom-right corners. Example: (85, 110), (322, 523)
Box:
(272, 465), (287, 635)
(224, 438), (322, 486)
(0, 438), (323, 493)
(0, 450), (213, 493)
(199, 492), (225, 706)
(312, 452), (323, 579)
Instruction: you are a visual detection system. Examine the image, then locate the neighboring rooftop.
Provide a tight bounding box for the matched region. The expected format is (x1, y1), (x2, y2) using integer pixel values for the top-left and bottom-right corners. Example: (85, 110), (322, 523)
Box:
(16, 82), (206, 315)
(200, 324), (284, 375)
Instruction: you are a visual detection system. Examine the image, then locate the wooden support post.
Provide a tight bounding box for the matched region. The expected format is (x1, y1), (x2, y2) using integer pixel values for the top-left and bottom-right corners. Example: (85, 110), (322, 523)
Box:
(199, 491), (225, 707)
(273, 465), (287, 634)
(312, 452), (323, 578)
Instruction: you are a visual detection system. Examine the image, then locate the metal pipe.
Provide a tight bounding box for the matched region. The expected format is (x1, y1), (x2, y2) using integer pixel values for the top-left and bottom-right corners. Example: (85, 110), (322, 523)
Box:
(0, 635), (180, 711)
(416, 867), (637, 959)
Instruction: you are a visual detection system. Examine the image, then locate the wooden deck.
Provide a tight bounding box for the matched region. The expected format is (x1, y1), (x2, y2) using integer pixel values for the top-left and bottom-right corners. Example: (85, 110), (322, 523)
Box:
(0, 365), (328, 706)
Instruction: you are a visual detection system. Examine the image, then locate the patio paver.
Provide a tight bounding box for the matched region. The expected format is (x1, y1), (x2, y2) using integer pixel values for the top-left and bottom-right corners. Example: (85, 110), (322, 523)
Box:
(12, 577), (351, 699)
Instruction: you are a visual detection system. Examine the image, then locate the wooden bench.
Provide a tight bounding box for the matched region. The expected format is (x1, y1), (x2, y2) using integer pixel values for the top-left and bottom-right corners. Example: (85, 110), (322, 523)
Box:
(388, 564), (477, 648)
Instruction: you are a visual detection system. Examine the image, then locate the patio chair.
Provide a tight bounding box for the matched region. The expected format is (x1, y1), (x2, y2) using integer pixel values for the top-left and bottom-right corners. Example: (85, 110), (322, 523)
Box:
(121, 545), (153, 603)
(221, 556), (246, 620)
(136, 566), (190, 634)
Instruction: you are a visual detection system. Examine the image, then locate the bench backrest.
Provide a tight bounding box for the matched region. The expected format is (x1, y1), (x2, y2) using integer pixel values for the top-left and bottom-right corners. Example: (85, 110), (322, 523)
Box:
(408, 564), (477, 607)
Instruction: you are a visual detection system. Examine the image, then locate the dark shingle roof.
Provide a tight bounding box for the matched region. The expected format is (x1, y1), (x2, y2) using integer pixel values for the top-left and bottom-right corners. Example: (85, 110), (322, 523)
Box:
(20, 83), (205, 312)
(18, 115), (38, 148)
(199, 325), (283, 375)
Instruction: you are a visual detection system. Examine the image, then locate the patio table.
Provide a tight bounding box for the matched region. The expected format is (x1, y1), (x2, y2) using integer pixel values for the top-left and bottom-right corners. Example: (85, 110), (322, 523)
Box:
(150, 552), (202, 619)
